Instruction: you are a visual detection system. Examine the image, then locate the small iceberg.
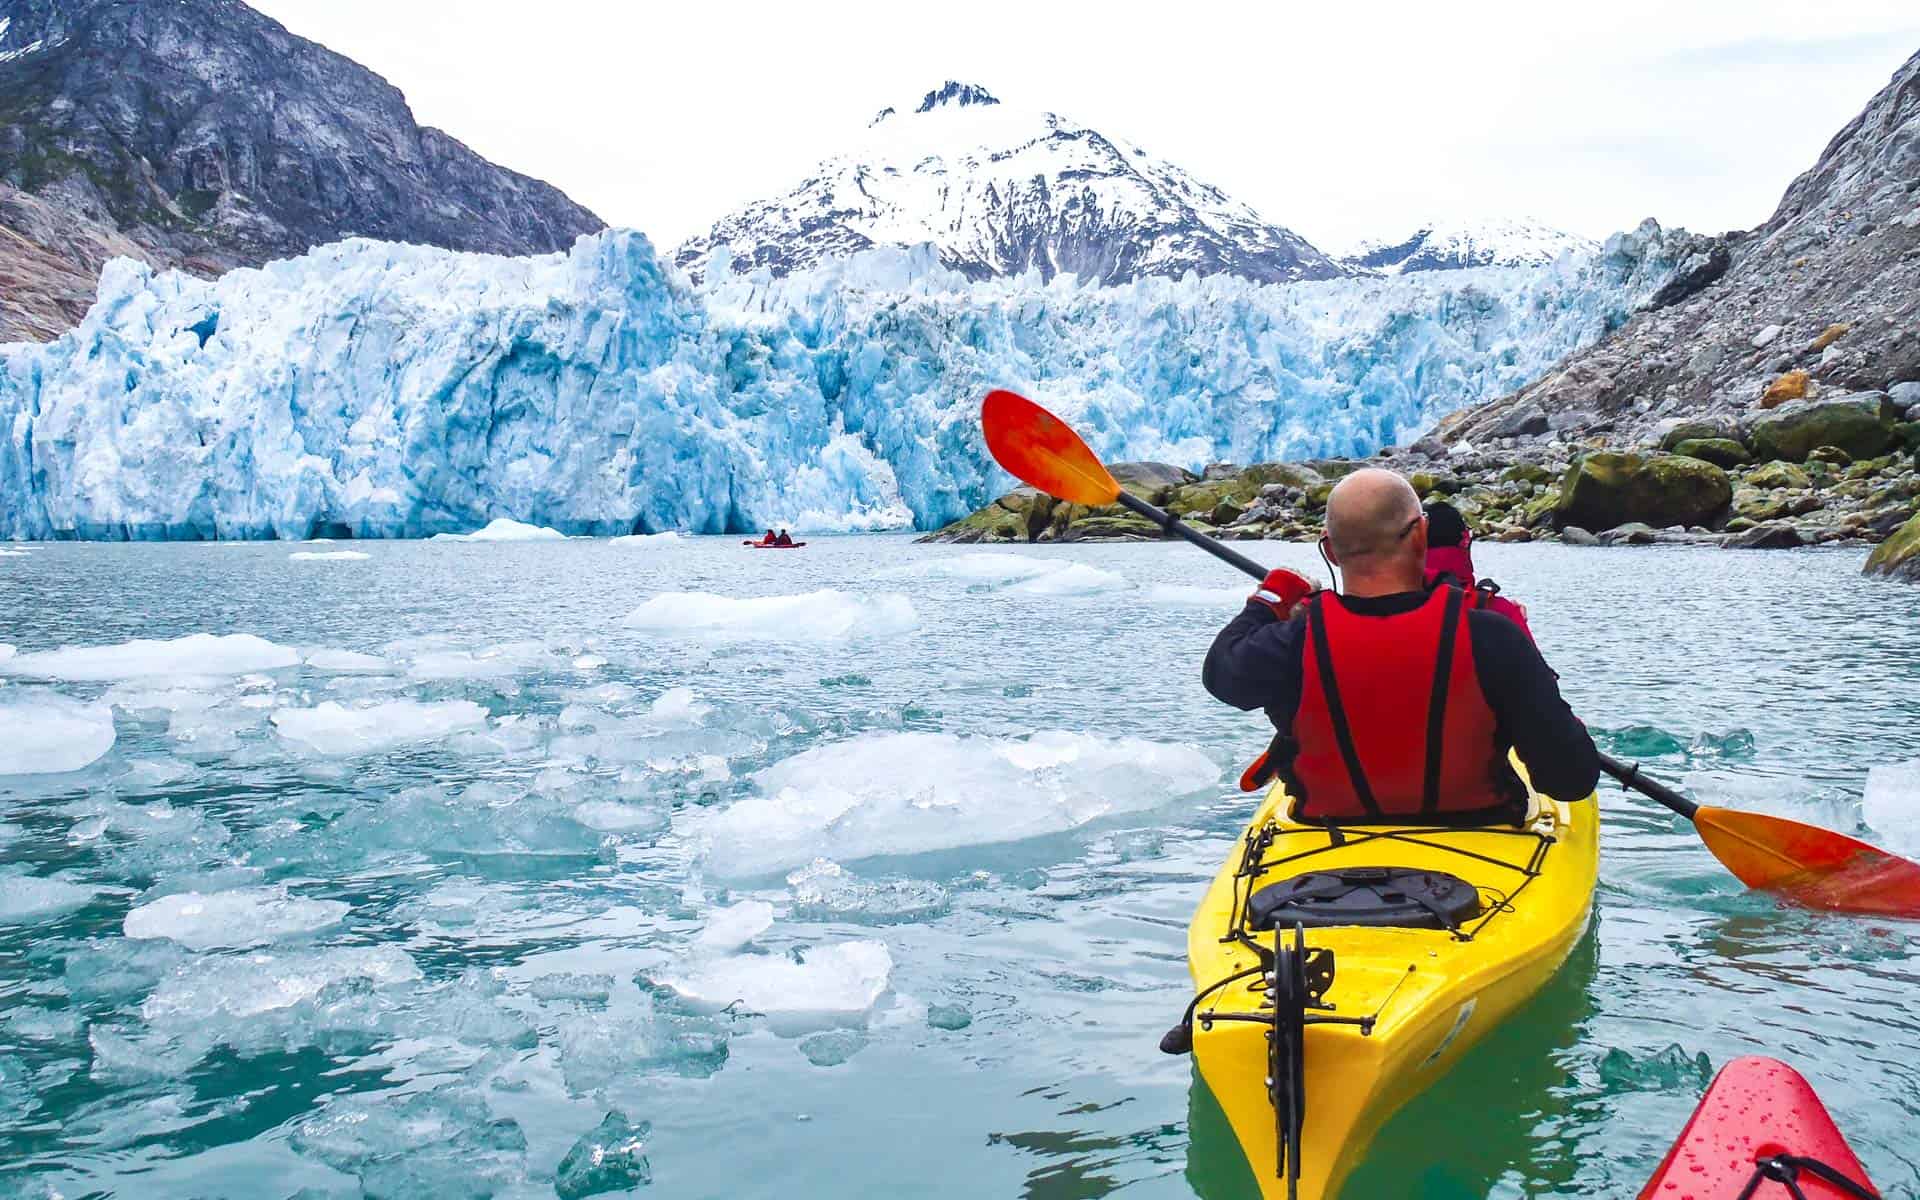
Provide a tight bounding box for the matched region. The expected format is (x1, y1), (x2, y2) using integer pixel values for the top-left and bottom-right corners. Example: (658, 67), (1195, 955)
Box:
(0, 694), (115, 774)
(271, 699), (490, 755)
(1, 633), (300, 681)
(289, 550), (371, 561)
(625, 589), (918, 640)
(432, 518), (566, 542)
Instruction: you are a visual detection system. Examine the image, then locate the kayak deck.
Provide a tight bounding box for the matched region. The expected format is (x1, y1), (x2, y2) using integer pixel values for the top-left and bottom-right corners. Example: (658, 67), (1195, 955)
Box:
(1187, 781), (1598, 1200)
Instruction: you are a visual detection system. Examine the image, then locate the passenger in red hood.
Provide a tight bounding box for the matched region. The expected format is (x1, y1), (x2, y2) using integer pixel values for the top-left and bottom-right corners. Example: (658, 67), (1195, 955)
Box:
(1422, 501), (1536, 644)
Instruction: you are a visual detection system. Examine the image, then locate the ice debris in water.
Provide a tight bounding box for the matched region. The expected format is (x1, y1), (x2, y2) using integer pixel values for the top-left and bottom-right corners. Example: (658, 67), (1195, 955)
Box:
(703, 730), (1218, 875)
(0, 633), (299, 681)
(1007, 562), (1127, 596)
(302, 647), (391, 673)
(1864, 759), (1920, 854)
(402, 638), (558, 680)
(649, 686), (710, 726)
(695, 900), (775, 953)
(271, 699), (489, 754)
(876, 552), (1067, 585)
(625, 590), (918, 640)
(1690, 729), (1756, 758)
(655, 940), (893, 1036)
(555, 1111), (652, 1199)
(556, 1002), (731, 1090)
(289, 550), (370, 561)
(123, 886), (349, 950)
(0, 693), (115, 774)
(1599, 725), (1688, 758)
(798, 1028), (868, 1067)
(1143, 583), (1248, 608)
(926, 1004), (973, 1031)
(529, 973), (615, 1003)
(611, 531), (682, 548)
(0, 873), (102, 924)
(291, 1085), (527, 1200)
(143, 946), (420, 1023)
(787, 859), (951, 925)
(430, 517), (566, 542)
(1597, 1044), (1714, 1091)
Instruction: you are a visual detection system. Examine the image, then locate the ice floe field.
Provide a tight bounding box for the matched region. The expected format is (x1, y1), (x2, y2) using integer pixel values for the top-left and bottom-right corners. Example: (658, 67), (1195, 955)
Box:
(1, 533), (1919, 1198)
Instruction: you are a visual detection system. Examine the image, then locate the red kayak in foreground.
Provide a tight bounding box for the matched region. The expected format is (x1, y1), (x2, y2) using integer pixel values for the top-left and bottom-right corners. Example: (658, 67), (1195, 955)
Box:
(1640, 1057), (1877, 1199)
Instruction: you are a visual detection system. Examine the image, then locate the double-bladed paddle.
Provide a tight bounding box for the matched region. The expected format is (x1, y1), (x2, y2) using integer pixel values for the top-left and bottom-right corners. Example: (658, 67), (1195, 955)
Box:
(979, 387), (1920, 920)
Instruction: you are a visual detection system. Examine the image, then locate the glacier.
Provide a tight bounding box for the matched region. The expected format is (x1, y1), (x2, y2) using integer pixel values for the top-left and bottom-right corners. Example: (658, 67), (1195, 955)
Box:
(0, 222), (1693, 540)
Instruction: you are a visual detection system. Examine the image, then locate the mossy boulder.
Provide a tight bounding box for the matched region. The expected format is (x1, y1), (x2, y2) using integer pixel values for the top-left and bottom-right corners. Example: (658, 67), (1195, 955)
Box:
(1671, 438), (1752, 468)
(1746, 395), (1896, 462)
(1864, 511), (1920, 582)
(1747, 461), (1812, 491)
(1555, 452), (1732, 532)
(923, 488), (1054, 542)
(1052, 513), (1161, 542)
(1895, 422), (1920, 453)
(1806, 445), (1853, 466)
(1501, 462), (1556, 486)
(1659, 418), (1737, 451)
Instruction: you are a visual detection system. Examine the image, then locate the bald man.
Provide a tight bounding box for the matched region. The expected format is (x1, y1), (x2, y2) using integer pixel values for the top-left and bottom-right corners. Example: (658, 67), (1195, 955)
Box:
(1203, 469), (1596, 823)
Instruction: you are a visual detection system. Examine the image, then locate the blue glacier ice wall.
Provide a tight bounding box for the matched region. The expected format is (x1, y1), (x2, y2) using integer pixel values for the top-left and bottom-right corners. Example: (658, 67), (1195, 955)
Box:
(0, 223), (1690, 540)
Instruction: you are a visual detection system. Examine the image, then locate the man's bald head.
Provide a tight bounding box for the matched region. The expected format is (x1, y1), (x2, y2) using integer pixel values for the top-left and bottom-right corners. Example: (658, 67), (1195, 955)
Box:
(1324, 469), (1425, 575)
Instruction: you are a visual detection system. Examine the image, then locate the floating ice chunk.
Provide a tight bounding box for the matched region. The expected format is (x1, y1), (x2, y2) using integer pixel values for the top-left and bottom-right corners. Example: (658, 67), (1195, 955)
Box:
(405, 640), (553, 680)
(555, 1004), (731, 1090)
(787, 859), (950, 925)
(289, 550), (370, 561)
(556, 1111), (651, 1199)
(798, 1029), (868, 1066)
(695, 900), (775, 953)
(302, 647), (391, 673)
(143, 946), (421, 1022)
(271, 699), (488, 755)
(625, 589), (918, 640)
(572, 653), (608, 671)
(528, 973), (614, 1003)
(124, 887), (349, 950)
(1144, 583), (1249, 608)
(876, 553), (1067, 584)
(1006, 563), (1128, 596)
(1, 633), (299, 681)
(705, 731), (1217, 875)
(0, 873), (101, 923)
(6, 1006), (83, 1042)
(0, 644), (13, 662)
(1865, 759), (1920, 855)
(611, 531), (683, 548)
(291, 1085), (527, 1199)
(0, 693), (115, 774)
(432, 518), (566, 542)
(926, 1003), (973, 1030)
(571, 800), (668, 836)
(649, 686), (710, 726)
(658, 940), (892, 1034)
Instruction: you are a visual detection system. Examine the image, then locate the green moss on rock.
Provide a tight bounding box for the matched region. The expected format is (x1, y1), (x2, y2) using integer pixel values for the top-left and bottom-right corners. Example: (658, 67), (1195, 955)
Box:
(1747, 396), (1896, 462)
(1556, 452), (1732, 532)
(1671, 438), (1752, 469)
(1864, 511), (1920, 581)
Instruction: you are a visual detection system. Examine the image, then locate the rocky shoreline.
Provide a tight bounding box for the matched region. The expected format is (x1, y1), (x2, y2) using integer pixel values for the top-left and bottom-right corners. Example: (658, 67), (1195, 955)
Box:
(922, 389), (1920, 579)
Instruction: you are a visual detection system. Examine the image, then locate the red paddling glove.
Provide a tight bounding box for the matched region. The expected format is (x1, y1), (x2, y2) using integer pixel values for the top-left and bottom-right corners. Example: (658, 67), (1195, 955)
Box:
(1250, 568), (1314, 621)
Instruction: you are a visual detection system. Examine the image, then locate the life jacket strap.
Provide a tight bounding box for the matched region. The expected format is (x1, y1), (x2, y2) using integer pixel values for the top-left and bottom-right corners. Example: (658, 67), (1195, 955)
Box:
(1306, 594), (1381, 818)
(1421, 587), (1467, 814)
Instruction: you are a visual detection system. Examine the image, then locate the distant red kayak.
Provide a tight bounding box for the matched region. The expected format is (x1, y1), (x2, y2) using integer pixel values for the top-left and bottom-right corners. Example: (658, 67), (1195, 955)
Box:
(742, 541), (807, 549)
(1640, 1057), (1877, 1199)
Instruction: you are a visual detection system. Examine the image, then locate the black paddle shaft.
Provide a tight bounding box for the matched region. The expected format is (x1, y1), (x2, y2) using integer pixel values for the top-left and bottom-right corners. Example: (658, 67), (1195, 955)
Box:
(1114, 491), (1272, 580)
(1114, 487), (1703, 824)
(1598, 753), (1700, 821)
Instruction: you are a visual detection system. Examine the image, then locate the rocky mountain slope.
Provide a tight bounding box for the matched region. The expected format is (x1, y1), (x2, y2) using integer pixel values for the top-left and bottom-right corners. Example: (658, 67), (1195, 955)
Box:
(676, 81), (1348, 287)
(0, 0), (604, 342)
(1342, 217), (1597, 274)
(1442, 48), (1920, 458)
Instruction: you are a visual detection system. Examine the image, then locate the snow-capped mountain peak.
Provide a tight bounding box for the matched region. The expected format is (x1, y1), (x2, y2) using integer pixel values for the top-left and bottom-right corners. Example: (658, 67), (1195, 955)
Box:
(677, 83), (1348, 287)
(1341, 217), (1597, 275)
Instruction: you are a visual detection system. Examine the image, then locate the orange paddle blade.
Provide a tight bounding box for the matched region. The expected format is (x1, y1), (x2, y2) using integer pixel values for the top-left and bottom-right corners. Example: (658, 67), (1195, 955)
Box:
(1695, 806), (1920, 918)
(981, 390), (1121, 506)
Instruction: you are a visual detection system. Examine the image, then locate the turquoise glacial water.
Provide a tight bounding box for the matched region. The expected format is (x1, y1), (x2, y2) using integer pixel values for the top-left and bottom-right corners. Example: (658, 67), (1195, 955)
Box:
(1, 534), (1918, 1198)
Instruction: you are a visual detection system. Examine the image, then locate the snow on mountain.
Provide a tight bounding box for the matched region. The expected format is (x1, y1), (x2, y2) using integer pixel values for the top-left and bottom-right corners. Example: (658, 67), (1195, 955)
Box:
(676, 81), (1348, 288)
(1342, 217), (1598, 275)
(0, 223), (1696, 541)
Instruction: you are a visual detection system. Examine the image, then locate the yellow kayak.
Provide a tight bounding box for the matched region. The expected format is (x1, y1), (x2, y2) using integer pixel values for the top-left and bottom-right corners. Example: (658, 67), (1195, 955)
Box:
(1183, 774), (1598, 1200)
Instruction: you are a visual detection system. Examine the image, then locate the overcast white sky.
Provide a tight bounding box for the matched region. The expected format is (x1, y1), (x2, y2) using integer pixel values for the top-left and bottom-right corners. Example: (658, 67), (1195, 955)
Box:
(251, 1), (1919, 254)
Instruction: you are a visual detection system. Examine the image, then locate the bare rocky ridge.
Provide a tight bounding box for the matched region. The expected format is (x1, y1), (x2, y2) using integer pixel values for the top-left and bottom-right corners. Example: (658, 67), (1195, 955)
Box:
(1429, 47), (1920, 578)
(0, 0), (604, 342)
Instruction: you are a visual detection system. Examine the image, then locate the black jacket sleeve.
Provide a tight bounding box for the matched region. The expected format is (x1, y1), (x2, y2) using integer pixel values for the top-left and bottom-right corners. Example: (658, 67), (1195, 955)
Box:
(1465, 611), (1599, 802)
(1202, 603), (1306, 714)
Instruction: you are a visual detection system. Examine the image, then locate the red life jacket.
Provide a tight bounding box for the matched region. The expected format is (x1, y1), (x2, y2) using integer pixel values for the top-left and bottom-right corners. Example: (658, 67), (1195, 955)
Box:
(1285, 587), (1524, 824)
